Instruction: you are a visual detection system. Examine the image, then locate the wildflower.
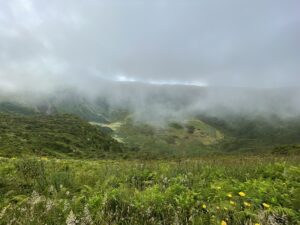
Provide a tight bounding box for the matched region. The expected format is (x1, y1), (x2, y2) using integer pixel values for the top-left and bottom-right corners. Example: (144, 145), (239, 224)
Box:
(230, 200), (236, 205)
(81, 205), (93, 225)
(202, 204), (207, 209)
(46, 199), (54, 211)
(63, 200), (70, 212)
(262, 203), (270, 209)
(227, 193), (232, 198)
(244, 201), (251, 207)
(255, 223), (260, 225)
(238, 191), (246, 197)
(66, 210), (77, 225)
(221, 220), (227, 225)
(30, 191), (42, 205)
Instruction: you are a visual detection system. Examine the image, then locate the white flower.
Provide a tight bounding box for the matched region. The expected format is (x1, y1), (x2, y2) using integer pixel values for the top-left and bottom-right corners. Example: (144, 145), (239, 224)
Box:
(81, 205), (93, 225)
(63, 200), (70, 212)
(30, 191), (42, 205)
(66, 210), (77, 225)
(46, 199), (54, 211)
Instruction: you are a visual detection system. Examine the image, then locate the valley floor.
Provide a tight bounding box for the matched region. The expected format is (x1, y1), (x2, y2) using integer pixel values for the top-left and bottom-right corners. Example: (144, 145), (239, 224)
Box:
(0, 155), (299, 225)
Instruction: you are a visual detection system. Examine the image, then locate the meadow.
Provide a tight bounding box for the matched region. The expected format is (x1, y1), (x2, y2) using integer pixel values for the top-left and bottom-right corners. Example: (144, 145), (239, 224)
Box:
(0, 155), (299, 225)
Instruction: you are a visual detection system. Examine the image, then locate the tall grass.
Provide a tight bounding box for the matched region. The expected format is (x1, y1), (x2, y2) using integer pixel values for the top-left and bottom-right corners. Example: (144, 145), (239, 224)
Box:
(0, 155), (299, 224)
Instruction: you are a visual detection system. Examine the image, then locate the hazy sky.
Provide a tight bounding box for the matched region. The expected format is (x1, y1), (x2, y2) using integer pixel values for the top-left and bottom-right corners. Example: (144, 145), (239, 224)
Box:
(0, 0), (299, 91)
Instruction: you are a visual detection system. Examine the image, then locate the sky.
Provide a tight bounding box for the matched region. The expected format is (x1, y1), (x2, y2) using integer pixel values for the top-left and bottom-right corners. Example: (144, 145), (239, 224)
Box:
(0, 0), (299, 92)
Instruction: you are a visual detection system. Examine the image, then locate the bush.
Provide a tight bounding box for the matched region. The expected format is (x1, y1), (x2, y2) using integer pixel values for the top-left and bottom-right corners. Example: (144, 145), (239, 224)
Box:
(15, 158), (47, 191)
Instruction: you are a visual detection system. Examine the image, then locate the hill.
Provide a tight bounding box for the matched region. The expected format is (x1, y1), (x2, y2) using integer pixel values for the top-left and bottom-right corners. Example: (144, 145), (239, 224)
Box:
(0, 102), (36, 116)
(199, 114), (300, 153)
(1, 86), (300, 157)
(94, 117), (224, 157)
(0, 113), (125, 158)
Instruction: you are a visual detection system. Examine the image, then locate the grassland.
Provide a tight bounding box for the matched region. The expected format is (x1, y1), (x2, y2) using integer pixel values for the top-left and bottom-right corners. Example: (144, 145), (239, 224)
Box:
(0, 155), (299, 225)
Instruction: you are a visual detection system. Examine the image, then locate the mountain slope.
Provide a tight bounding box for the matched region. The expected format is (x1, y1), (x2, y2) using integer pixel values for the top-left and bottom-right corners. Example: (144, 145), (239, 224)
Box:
(0, 102), (36, 116)
(93, 117), (224, 157)
(1, 89), (300, 157)
(199, 114), (300, 153)
(0, 113), (125, 158)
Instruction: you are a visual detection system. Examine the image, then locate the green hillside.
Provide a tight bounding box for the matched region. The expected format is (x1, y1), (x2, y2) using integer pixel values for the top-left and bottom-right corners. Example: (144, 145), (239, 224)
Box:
(93, 117), (224, 158)
(199, 114), (300, 153)
(0, 113), (125, 158)
(0, 102), (36, 116)
(53, 101), (109, 124)
(1, 98), (300, 158)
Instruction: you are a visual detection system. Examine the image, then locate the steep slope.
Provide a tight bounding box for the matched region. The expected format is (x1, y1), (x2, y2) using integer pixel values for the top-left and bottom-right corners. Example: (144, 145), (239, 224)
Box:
(0, 113), (125, 158)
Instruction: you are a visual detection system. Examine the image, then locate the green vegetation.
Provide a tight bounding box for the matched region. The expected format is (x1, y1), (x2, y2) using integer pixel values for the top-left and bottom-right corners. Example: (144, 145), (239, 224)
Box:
(1, 100), (300, 224)
(2, 100), (300, 157)
(0, 102), (35, 116)
(100, 117), (224, 158)
(0, 113), (124, 158)
(54, 101), (109, 124)
(200, 114), (300, 153)
(0, 156), (299, 224)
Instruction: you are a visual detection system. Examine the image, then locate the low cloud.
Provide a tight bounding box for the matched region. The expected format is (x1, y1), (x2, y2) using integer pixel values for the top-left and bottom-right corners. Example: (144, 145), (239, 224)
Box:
(0, 0), (300, 123)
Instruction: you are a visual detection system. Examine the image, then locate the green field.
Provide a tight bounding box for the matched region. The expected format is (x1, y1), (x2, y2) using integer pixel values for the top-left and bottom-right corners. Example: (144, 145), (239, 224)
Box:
(1, 155), (299, 225)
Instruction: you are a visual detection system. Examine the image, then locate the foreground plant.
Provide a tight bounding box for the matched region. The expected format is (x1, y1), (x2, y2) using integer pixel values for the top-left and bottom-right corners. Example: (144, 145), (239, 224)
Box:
(0, 155), (299, 224)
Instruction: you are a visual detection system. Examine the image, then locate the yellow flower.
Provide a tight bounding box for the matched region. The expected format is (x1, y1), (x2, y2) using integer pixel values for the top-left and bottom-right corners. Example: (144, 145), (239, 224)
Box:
(244, 201), (251, 207)
(263, 203), (270, 208)
(202, 204), (207, 209)
(230, 200), (236, 205)
(221, 220), (227, 225)
(227, 193), (232, 198)
(255, 223), (260, 225)
(238, 191), (246, 197)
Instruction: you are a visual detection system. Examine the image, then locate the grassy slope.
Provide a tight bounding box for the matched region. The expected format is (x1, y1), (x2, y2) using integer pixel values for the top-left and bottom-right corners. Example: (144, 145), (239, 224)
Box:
(98, 117), (224, 157)
(199, 114), (300, 153)
(90, 114), (300, 157)
(0, 155), (299, 224)
(0, 113), (124, 158)
(54, 101), (109, 123)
